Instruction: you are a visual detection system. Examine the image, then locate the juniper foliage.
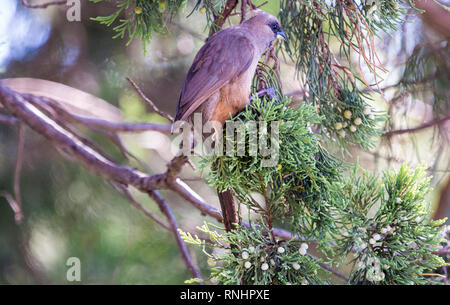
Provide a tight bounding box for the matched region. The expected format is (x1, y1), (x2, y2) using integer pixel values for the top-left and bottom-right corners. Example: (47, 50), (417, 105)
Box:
(180, 222), (327, 285)
(334, 165), (447, 284)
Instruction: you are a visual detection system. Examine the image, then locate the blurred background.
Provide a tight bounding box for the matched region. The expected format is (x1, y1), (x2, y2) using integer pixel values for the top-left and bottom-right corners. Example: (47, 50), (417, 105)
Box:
(0, 0), (448, 284)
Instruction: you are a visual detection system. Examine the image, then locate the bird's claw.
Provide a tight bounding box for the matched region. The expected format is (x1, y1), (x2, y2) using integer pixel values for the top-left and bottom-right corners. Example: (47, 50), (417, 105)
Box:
(254, 87), (277, 101)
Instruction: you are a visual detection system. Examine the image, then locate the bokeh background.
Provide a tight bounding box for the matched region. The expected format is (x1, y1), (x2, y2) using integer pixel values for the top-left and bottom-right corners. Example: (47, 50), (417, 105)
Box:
(0, 0), (448, 284)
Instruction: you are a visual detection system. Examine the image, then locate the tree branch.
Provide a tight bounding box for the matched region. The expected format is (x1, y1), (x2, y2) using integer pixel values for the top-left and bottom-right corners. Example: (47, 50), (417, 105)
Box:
(22, 93), (171, 134)
(0, 82), (325, 280)
(148, 190), (203, 280)
(21, 0), (66, 9)
(126, 77), (174, 122)
(0, 84), (168, 192)
(0, 113), (20, 126)
(209, 0), (239, 36)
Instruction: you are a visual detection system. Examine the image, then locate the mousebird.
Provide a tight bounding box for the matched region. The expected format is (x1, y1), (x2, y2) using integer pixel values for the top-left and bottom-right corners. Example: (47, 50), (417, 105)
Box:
(173, 10), (286, 234)
(173, 10), (286, 134)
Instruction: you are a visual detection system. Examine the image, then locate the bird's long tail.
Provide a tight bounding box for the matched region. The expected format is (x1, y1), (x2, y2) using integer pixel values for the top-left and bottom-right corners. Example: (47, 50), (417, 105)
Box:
(217, 188), (237, 233)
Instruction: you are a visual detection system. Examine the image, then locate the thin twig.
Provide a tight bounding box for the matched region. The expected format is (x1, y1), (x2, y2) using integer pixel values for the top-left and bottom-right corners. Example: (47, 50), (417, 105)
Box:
(148, 190), (203, 281)
(0, 192), (23, 224)
(13, 124), (25, 216)
(23, 93), (171, 134)
(240, 0), (248, 23)
(308, 254), (349, 282)
(126, 77), (174, 122)
(383, 114), (450, 137)
(112, 182), (171, 231)
(0, 113), (20, 126)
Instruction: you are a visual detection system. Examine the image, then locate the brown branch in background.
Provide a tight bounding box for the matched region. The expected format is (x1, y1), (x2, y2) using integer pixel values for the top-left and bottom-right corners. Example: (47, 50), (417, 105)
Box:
(111, 182), (171, 231)
(0, 192), (23, 224)
(209, 0), (239, 36)
(170, 179), (222, 220)
(0, 84), (168, 191)
(58, 114), (171, 133)
(22, 93), (171, 134)
(383, 114), (450, 137)
(240, 0), (250, 23)
(0, 83), (204, 279)
(21, 0), (66, 9)
(171, 20), (207, 41)
(126, 78), (196, 169)
(0, 113), (20, 126)
(415, 0), (450, 39)
(0, 123), (26, 225)
(126, 77), (174, 122)
(23, 94), (123, 166)
(309, 254), (349, 282)
(148, 190), (203, 280)
(23, 92), (151, 170)
(0, 124), (46, 282)
(13, 124), (25, 216)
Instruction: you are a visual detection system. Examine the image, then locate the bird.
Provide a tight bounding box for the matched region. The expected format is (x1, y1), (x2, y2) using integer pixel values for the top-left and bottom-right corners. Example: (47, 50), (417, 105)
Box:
(173, 10), (286, 234)
(173, 9), (286, 135)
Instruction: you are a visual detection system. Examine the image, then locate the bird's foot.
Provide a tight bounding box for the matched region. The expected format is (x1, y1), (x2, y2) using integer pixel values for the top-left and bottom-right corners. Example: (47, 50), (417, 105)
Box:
(257, 87), (277, 100)
(249, 87), (277, 104)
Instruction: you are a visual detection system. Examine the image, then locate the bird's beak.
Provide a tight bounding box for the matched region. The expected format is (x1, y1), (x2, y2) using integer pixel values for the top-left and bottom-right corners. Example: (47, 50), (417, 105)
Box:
(277, 30), (287, 41)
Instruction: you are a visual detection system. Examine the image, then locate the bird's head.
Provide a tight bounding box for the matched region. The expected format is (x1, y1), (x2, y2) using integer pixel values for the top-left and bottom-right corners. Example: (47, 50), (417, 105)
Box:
(243, 9), (287, 46)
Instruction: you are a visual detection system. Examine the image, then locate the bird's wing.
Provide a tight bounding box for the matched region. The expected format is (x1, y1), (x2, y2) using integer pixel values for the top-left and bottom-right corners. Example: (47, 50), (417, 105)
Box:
(174, 29), (255, 121)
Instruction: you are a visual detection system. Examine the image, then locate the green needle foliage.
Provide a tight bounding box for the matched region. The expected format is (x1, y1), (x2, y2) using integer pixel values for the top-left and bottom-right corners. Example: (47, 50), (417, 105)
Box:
(90, 0), (228, 51)
(179, 222), (326, 285)
(278, 0), (409, 149)
(334, 165), (447, 284)
(200, 96), (343, 242)
(90, 0), (188, 51)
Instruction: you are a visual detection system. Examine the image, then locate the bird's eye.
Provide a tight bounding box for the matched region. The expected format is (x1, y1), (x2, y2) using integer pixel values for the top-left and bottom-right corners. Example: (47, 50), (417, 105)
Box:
(268, 21), (280, 34)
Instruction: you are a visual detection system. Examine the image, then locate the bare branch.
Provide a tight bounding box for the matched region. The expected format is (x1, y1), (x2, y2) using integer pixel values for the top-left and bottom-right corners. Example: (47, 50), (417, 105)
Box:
(309, 254), (349, 282)
(383, 114), (450, 137)
(21, 0), (66, 9)
(0, 84), (168, 191)
(0, 113), (20, 126)
(209, 0), (239, 36)
(240, 0), (248, 23)
(0, 192), (23, 224)
(111, 182), (171, 231)
(126, 77), (174, 122)
(14, 124), (25, 215)
(170, 179), (222, 220)
(22, 93), (171, 134)
(148, 190), (203, 280)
